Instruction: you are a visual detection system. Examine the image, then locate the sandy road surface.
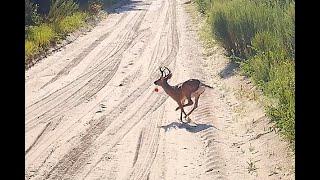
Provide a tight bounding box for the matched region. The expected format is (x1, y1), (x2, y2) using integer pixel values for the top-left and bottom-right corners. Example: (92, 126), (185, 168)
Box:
(25, 0), (294, 179)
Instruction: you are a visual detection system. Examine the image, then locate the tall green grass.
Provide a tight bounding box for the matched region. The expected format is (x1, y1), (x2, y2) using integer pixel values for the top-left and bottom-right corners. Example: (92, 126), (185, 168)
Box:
(207, 0), (294, 59)
(25, 40), (39, 59)
(26, 24), (56, 48)
(196, 0), (295, 144)
(25, 0), (92, 63)
(25, 0), (122, 63)
(47, 0), (79, 23)
(56, 12), (88, 35)
(25, 0), (92, 62)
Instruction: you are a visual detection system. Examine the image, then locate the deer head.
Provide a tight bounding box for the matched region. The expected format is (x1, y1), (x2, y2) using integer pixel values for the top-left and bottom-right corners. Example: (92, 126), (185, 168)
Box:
(154, 66), (172, 86)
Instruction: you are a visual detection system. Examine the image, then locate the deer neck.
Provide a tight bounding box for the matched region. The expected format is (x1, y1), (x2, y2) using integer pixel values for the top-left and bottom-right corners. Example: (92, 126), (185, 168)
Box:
(162, 80), (178, 99)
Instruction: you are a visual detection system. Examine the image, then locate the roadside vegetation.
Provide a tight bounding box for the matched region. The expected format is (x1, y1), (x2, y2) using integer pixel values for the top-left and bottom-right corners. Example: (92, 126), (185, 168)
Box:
(194, 0), (295, 145)
(25, 0), (112, 66)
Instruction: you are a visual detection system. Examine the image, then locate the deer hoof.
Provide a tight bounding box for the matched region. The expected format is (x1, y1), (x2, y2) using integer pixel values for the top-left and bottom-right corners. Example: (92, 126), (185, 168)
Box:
(175, 107), (179, 111)
(184, 116), (191, 123)
(179, 118), (185, 123)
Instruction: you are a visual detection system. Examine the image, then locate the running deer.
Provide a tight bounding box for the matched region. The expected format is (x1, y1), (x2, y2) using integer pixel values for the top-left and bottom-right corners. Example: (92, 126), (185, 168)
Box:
(154, 66), (213, 123)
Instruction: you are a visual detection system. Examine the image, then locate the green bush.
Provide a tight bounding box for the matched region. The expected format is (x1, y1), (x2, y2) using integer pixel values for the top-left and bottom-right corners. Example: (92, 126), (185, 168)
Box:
(251, 31), (283, 54)
(26, 24), (56, 48)
(206, 0), (294, 59)
(196, 0), (295, 144)
(25, 0), (99, 63)
(88, 0), (104, 15)
(195, 0), (211, 14)
(47, 0), (79, 23)
(57, 12), (87, 34)
(25, 40), (39, 59)
(267, 60), (295, 143)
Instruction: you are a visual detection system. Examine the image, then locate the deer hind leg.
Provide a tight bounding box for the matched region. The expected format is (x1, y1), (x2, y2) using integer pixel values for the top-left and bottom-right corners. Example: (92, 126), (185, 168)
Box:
(175, 97), (193, 111)
(185, 88), (204, 117)
(185, 95), (199, 117)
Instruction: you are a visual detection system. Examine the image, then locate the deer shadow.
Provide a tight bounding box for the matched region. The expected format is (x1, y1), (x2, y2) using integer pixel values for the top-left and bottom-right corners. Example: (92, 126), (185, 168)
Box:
(159, 121), (215, 133)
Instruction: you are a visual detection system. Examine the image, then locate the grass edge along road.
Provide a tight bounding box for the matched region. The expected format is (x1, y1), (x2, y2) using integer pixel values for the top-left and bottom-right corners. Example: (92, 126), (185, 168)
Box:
(193, 0), (295, 147)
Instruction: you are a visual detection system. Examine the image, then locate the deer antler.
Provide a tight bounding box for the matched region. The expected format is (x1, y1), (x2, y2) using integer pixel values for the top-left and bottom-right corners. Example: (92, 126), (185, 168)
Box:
(159, 67), (165, 77)
(163, 66), (171, 77)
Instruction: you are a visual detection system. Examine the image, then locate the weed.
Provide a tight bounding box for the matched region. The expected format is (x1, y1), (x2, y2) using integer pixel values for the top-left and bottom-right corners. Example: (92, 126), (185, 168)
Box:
(25, 40), (39, 59)
(246, 159), (258, 174)
(26, 24), (56, 48)
(47, 0), (79, 23)
(249, 143), (255, 152)
(57, 12), (88, 35)
(195, 0), (295, 146)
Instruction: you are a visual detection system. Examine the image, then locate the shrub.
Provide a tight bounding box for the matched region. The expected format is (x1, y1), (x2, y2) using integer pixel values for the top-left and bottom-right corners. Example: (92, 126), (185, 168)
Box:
(207, 0), (294, 59)
(57, 12), (87, 34)
(88, 0), (104, 15)
(47, 0), (79, 23)
(26, 24), (56, 48)
(25, 40), (39, 59)
(266, 60), (295, 143)
(197, 0), (295, 144)
(195, 0), (211, 14)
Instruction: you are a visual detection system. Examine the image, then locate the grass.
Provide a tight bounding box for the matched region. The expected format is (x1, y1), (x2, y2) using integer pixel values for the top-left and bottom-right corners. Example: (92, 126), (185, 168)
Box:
(25, 12), (88, 62)
(25, 0), (120, 65)
(25, 40), (39, 59)
(56, 12), (88, 35)
(47, 0), (79, 23)
(195, 0), (295, 146)
(26, 24), (56, 48)
(25, 0), (108, 65)
(247, 159), (258, 174)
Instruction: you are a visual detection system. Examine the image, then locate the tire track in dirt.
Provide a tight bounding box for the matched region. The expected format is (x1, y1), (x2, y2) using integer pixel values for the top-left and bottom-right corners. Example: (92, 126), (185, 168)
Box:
(25, 0), (171, 177)
(25, 122), (52, 156)
(25, 0), (169, 168)
(64, 0), (180, 177)
(25, 9), (148, 133)
(40, 12), (130, 89)
(45, 92), (167, 180)
(79, 93), (168, 180)
(79, 0), (179, 178)
(25, 12), (140, 118)
(63, 69), (176, 179)
(26, 0), (180, 179)
(195, 92), (227, 179)
(24, 7), (151, 174)
(125, 1), (179, 179)
(127, 107), (164, 180)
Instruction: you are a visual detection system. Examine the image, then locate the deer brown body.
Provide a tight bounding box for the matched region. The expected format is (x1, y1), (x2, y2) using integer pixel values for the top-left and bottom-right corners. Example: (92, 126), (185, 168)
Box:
(154, 67), (213, 123)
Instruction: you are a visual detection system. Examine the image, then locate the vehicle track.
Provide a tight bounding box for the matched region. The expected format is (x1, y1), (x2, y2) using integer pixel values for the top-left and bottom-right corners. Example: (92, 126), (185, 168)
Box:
(26, 0), (179, 179)
(26, 6), (149, 132)
(26, 0), (294, 179)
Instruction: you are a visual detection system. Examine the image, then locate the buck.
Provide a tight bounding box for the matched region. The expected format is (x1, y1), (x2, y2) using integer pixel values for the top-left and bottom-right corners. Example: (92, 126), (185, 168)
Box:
(154, 66), (213, 123)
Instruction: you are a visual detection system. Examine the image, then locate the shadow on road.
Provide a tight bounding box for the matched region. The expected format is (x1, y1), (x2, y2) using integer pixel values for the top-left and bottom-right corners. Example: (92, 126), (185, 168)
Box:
(218, 60), (239, 79)
(103, 0), (149, 14)
(159, 121), (215, 133)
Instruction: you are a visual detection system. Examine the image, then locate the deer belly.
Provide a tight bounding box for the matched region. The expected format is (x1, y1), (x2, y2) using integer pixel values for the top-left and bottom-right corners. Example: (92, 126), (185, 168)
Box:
(191, 86), (205, 98)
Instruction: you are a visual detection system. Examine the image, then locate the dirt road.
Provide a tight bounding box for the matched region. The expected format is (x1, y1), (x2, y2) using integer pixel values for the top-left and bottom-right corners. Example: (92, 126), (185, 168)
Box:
(25, 0), (294, 179)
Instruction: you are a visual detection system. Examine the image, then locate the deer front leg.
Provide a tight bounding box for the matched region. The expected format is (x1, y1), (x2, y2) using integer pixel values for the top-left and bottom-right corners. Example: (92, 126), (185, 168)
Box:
(178, 102), (188, 123)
